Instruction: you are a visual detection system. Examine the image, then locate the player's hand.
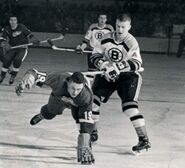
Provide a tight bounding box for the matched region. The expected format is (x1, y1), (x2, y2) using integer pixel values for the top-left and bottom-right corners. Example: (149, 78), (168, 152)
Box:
(15, 72), (35, 96)
(77, 133), (95, 165)
(75, 45), (83, 54)
(78, 146), (95, 164)
(21, 73), (35, 89)
(47, 39), (54, 47)
(99, 61), (109, 71)
(1, 42), (11, 51)
(15, 83), (24, 96)
(100, 61), (120, 82)
(31, 39), (40, 46)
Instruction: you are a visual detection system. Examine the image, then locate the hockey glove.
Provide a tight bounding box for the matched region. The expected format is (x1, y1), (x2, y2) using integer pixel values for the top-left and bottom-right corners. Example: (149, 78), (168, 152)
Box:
(15, 69), (46, 96)
(15, 72), (35, 96)
(15, 69), (36, 96)
(75, 45), (83, 54)
(1, 42), (11, 52)
(77, 133), (95, 165)
(100, 61), (120, 82)
(31, 39), (40, 46)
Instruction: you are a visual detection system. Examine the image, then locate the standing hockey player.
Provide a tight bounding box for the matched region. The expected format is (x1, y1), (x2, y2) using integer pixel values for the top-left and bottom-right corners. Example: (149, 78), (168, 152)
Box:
(0, 15), (40, 84)
(90, 14), (151, 153)
(15, 69), (95, 164)
(76, 14), (114, 71)
(176, 27), (185, 58)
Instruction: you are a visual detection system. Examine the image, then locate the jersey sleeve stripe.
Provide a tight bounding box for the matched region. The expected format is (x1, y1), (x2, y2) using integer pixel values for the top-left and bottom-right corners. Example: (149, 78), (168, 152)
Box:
(90, 53), (103, 67)
(101, 38), (114, 45)
(82, 39), (89, 44)
(127, 60), (137, 71)
(121, 41), (129, 52)
(128, 60), (141, 71)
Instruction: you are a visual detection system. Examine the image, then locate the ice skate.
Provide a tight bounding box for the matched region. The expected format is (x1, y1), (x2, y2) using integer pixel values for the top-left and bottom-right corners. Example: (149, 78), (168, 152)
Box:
(9, 75), (16, 84)
(90, 129), (98, 144)
(30, 114), (43, 125)
(132, 137), (151, 155)
(0, 74), (5, 84)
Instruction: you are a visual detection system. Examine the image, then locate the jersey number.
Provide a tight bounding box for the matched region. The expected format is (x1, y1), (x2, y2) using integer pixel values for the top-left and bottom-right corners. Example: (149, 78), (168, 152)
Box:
(84, 111), (92, 120)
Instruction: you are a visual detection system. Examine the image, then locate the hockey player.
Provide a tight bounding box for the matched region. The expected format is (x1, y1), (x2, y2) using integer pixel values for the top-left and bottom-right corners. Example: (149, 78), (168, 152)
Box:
(176, 27), (185, 58)
(76, 14), (114, 71)
(15, 69), (95, 164)
(0, 15), (40, 84)
(90, 14), (151, 153)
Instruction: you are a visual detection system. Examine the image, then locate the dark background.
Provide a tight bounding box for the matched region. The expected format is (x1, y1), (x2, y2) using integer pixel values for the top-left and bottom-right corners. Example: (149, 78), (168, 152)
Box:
(0, 0), (185, 37)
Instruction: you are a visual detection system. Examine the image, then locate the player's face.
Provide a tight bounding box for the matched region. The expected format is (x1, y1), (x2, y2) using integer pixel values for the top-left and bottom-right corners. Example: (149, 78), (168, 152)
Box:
(67, 81), (84, 98)
(98, 15), (107, 25)
(116, 19), (131, 37)
(9, 17), (18, 29)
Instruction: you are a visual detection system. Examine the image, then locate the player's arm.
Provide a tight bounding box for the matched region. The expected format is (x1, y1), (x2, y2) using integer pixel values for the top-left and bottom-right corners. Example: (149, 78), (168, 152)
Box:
(20, 24), (40, 46)
(90, 43), (105, 69)
(15, 69), (70, 95)
(91, 44), (121, 81)
(15, 68), (47, 95)
(76, 25), (93, 53)
(77, 100), (95, 164)
(115, 44), (142, 73)
(0, 28), (11, 51)
(28, 34), (40, 46)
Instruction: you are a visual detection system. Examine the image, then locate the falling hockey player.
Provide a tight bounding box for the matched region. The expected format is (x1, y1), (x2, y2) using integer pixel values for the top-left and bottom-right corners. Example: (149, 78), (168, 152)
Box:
(90, 13), (151, 154)
(15, 69), (95, 164)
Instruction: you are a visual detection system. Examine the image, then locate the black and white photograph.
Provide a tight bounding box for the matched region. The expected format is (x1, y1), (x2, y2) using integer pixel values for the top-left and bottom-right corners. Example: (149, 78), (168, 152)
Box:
(0, 0), (185, 167)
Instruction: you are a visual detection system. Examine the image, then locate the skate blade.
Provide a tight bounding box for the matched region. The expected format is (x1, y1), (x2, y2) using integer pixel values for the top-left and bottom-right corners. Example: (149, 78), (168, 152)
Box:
(91, 141), (97, 146)
(132, 148), (150, 156)
(132, 150), (142, 156)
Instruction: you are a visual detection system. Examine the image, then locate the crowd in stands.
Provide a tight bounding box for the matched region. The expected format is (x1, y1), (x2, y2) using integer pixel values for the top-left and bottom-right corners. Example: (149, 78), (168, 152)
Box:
(0, 0), (185, 37)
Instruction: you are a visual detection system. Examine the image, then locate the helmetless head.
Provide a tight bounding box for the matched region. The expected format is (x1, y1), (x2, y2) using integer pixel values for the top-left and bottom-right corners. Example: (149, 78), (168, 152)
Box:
(98, 14), (107, 27)
(67, 72), (86, 98)
(116, 14), (131, 39)
(9, 16), (18, 29)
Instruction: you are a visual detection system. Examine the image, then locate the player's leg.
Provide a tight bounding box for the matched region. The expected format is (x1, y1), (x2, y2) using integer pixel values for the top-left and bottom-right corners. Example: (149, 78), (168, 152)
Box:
(176, 39), (185, 58)
(117, 73), (151, 152)
(9, 48), (28, 84)
(85, 49), (97, 85)
(86, 47), (96, 71)
(30, 94), (66, 125)
(0, 47), (4, 63)
(0, 50), (15, 84)
(71, 107), (95, 164)
(91, 75), (116, 142)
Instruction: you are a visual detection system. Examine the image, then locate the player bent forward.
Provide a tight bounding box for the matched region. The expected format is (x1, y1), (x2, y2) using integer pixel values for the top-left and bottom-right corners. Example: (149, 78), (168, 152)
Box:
(16, 69), (95, 164)
(90, 14), (151, 153)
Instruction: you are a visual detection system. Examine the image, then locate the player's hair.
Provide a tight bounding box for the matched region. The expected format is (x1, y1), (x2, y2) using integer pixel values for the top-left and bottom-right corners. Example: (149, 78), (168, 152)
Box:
(97, 13), (107, 18)
(117, 14), (131, 23)
(8, 14), (18, 19)
(69, 72), (86, 84)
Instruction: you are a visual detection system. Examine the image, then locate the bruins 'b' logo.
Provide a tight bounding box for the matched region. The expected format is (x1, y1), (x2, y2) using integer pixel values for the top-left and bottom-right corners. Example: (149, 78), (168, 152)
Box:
(95, 32), (104, 39)
(108, 48), (123, 62)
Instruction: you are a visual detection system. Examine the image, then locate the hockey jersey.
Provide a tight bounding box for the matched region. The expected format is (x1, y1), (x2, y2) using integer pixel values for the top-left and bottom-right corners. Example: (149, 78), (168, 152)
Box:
(83, 23), (114, 48)
(44, 72), (93, 108)
(91, 32), (142, 71)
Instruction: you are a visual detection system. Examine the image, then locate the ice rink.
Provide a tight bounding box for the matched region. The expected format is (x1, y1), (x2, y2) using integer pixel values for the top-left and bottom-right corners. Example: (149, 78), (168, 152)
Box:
(0, 48), (185, 168)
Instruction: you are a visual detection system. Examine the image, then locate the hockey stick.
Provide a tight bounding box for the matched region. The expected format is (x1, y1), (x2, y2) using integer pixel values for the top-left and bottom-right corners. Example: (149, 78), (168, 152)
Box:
(47, 39), (92, 53)
(68, 71), (104, 76)
(10, 35), (64, 49)
(69, 66), (144, 76)
(53, 45), (92, 53)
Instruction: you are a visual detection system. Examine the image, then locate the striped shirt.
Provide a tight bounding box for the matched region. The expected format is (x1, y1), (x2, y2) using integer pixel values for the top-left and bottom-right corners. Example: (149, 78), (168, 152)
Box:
(91, 32), (142, 71)
(83, 23), (114, 48)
